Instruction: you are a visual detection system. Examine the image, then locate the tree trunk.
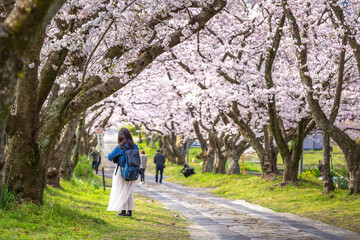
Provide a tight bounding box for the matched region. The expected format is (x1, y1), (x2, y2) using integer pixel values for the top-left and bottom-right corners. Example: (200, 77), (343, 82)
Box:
(0, 131), (6, 198)
(89, 134), (97, 149)
(318, 132), (335, 193)
(60, 135), (77, 181)
(159, 136), (163, 150)
(79, 134), (86, 156)
(83, 131), (90, 155)
(151, 135), (157, 149)
(163, 135), (176, 164)
(176, 153), (186, 165)
(176, 140), (187, 166)
(260, 126), (278, 178)
(227, 139), (249, 175)
(346, 148), (360, 193)
(213, 153), (226, 174)
(5, 44), (45, 204)
(5, 127), (45, 204)
(175, 136), (187, 166)
(227, 109), (279, 178)
(268, 147), (279, 175)
(70, 116), (84, 173)
(201, 149), (214, 173)
(0, 4), (65, 199)
(145, 134), (151, 147)
(138, 131), (142, 143)
(212, 137), (226, 174)
(227, 152), (240, 175)
(46, 118), (78, 188)
(282, 155), (298, 183)
(192, 120), (213, 173)
(282, 131), (304, 184)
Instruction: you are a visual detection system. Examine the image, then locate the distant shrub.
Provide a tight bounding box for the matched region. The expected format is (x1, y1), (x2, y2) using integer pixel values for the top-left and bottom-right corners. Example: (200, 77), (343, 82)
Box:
(303, 168), (321, 178)
(73, 155), (94, 178)
(333, 176), (348, 190)
(71, 155), (103, 190)
(331, 166), (348, 190)
(303, 170), (317, 178)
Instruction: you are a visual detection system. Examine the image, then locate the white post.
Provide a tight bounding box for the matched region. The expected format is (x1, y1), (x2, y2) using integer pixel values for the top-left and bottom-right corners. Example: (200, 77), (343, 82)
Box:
(97, 128), (105, 191)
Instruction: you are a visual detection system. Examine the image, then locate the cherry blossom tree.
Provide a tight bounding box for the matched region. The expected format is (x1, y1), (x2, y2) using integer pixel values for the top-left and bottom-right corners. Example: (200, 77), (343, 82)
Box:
(0, 0), (66, 199)
(281, 0), (360, 193)
(4, 0), (226, 203)
(108, 0), (360, 190)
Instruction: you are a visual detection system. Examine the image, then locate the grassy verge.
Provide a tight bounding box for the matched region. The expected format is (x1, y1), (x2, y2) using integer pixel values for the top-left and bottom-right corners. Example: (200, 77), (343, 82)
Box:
(137, 141), (360, 233)
(0, 158), (189, 239)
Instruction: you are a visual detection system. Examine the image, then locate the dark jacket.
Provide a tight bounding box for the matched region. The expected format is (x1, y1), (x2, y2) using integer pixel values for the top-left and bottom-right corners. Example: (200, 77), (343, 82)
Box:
(108, 143), (139, 168)
(90, 150), (99, 162)
(153, 153), (165, 167)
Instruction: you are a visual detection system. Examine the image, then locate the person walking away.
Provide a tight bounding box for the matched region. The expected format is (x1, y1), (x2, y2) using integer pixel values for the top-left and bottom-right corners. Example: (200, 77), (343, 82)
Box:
(90, 147), (100, 174)
(153, 149), (165, 184)
(107, 127), (139, 217)
(139, 151), (147, 184)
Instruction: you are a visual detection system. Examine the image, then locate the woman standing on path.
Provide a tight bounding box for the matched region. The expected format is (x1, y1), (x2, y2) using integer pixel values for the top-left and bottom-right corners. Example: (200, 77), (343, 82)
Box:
(139, 151), (147, 184)
(107, 127), (139, 217)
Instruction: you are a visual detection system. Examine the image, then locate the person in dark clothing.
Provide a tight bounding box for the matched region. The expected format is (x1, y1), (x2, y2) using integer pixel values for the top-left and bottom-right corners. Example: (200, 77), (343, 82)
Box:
(153, 149), (165, 184)
(90, 147), (100, 174)
(181, 164), (195, 178)
(139, 151), (147, 183)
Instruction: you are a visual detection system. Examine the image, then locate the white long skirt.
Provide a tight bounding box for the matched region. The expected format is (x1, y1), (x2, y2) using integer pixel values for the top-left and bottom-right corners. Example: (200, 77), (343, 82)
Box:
(107, 167), (135, 211)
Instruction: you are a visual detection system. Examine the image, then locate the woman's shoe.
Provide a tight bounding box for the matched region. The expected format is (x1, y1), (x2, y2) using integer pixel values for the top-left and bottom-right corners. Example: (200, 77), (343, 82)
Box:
(126, 210), (132, 217)
(116, 210), (127, 217)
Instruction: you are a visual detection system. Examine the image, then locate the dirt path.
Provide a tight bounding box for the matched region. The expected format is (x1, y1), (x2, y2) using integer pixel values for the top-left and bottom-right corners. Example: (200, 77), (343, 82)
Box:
(134, 179), (359, 240)
(99, 131), (360, 240)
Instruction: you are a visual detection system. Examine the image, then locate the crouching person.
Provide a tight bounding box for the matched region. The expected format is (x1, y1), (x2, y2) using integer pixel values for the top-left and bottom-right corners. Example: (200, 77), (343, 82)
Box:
(181, 164), (195, 178)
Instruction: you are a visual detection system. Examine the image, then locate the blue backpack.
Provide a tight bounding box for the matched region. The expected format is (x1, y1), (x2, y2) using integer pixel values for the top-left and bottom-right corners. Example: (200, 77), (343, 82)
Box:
(116, 146), (141, 181)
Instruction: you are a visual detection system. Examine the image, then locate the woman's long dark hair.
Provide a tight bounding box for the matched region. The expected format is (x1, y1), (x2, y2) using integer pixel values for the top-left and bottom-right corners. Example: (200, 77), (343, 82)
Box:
(118, 127), (135, 148)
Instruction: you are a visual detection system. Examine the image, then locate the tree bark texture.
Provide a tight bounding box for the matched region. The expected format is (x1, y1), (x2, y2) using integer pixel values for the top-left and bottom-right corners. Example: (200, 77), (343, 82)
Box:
(162, 134), (188, 165)
(138, 131), (142, 143)
(201, 148), (214, 173)
(192, 120), (213, 173)
(70, 116), (85, 174)
(280, 120), (310, 183)
(145, 132), (151, 147)
(151, 134), (157, 149)
(0, 0), (65, 141)
(212, 135), (226, 174)
(319, 132), (335, 193)
(158, 136), (163, 150)
(60, 135), (77, 181)
(5, 39), (45, 203)
(163, 135), (176, 164)
(0, 130), (6, 197)
(225, 137), (249, 175)
(46, 117), (78, 188)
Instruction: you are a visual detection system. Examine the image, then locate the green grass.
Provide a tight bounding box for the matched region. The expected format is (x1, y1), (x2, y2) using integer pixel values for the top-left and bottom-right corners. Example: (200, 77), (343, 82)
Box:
(137, 139), (360, 233)
(0, 158), (190, 239)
